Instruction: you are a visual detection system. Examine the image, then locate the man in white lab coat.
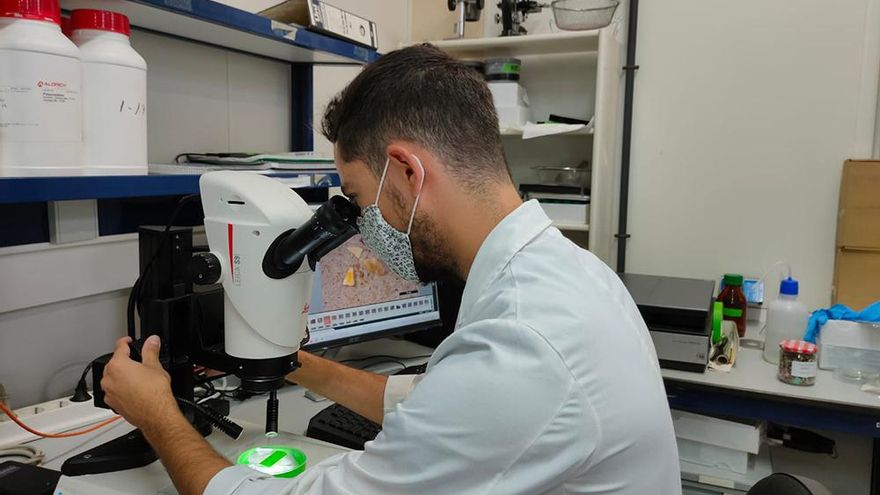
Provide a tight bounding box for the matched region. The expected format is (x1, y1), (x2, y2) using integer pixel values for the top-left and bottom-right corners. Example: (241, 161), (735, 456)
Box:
(101, 44), (682, 494)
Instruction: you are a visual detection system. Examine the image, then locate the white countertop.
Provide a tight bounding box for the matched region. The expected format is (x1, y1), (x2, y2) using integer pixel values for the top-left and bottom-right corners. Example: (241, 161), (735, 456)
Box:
(662, 322), (880, 411)
(30, 338), (434, 494)
(24, 326), (880, 493)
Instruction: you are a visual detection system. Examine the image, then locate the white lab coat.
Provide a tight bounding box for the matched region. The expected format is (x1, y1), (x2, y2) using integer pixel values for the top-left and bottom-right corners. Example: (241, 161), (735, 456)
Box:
(205, 200), (682, 495)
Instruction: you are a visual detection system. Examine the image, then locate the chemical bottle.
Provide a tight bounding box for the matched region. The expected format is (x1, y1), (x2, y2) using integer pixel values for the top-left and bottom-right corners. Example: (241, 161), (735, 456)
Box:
(763, 277), (810, 364)
(718, 273), (748, 338)
(71, 9), (147, 174)
(0, 0), (82, 176)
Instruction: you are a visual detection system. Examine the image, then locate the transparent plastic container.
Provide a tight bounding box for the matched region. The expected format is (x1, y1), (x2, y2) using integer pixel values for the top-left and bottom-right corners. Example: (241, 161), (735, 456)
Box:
(763, 278), (809, 364)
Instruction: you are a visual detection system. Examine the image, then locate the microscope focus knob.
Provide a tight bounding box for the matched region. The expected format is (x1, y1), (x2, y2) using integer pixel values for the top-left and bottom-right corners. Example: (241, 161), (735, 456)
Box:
(191, 252), (222, 285)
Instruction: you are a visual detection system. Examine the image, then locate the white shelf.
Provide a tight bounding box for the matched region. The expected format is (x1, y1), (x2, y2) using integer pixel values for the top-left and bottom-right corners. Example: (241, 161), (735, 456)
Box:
(419, 31), (600, 59)
(500, 127), (594, 137)
(552, 222), (590, 232)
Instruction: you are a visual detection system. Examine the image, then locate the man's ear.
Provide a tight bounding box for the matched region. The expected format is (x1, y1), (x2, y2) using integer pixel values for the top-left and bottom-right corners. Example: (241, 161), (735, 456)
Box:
(386, 144), (426, 197)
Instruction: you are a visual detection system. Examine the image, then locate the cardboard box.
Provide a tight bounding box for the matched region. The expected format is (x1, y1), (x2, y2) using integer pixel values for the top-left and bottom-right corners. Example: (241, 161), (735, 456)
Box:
(260, 0), (378, 50)
(834, 160), (880, 308)
(836, 160), (880, 248)
(834, 247), (880, 310)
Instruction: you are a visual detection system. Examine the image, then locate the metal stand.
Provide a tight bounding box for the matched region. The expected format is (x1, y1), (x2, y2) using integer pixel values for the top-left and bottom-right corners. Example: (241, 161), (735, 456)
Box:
(61, 226), (296, 476)
(872, 438), (880, 495)
(615, 0), (640, 273)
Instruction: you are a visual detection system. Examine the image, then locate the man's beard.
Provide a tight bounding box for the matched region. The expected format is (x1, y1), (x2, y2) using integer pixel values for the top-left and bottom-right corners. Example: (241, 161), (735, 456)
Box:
(410, 209), (462, 285)
(387, 184), (461, 285)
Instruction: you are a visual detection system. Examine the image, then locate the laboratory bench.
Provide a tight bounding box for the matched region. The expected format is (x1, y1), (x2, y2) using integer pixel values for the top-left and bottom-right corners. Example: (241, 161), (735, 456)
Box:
(664, 321), (880, 494)
(664, 323), (880, 437)
(21, 325), (880, 493)
(26, 339), (431, 494)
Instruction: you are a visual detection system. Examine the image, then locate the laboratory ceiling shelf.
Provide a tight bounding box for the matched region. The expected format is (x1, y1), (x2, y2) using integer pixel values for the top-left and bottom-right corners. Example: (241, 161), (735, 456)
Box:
(60, 0), (379, 64)
(0, 173), (338, 204)
(424, 31), (600, 60)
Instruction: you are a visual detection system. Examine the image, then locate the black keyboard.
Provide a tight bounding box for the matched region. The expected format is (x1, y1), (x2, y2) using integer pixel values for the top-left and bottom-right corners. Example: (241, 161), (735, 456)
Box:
(306, 363), (427, 450)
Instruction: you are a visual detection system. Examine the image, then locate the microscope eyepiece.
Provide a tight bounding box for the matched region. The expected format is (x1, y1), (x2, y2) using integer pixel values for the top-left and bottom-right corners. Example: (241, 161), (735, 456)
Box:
(262, 196), (359, 279)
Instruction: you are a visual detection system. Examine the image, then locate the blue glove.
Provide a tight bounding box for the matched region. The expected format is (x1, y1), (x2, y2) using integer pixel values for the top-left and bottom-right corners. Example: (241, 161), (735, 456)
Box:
(804, 301), (880, 343)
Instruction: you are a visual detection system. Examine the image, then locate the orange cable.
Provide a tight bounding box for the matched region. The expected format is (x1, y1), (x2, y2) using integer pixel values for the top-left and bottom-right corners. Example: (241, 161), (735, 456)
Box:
(0, 401), (122, 438)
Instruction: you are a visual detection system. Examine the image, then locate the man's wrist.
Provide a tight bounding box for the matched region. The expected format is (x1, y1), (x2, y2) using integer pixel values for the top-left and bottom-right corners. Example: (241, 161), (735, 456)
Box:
(139, 399), (188, 442)
(287, 351), (316, 384)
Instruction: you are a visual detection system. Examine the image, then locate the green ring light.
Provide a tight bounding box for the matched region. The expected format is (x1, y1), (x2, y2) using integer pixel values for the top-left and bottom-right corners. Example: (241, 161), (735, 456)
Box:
(237, 446), (307, 478)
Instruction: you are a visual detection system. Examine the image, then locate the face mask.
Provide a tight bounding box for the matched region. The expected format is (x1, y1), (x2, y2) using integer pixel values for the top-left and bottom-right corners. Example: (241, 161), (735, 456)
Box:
(356, 157), (425, 282)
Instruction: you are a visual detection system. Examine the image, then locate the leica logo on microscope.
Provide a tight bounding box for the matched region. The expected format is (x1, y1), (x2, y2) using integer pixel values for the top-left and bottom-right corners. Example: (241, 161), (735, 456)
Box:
(233, 254), (242, 286)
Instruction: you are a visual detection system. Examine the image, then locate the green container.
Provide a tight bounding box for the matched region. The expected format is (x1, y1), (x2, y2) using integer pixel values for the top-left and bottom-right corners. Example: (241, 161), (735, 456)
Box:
(485, 57), (521, 81)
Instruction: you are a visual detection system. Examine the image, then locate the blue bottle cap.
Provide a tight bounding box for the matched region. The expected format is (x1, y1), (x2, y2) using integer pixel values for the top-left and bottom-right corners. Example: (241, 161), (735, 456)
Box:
(780, 277), (799, 296)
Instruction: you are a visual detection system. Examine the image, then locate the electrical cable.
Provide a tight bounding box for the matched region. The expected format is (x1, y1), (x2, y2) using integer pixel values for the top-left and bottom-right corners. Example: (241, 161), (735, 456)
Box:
(219, 390), (241, 401)
(70, 354), (110, 403)
(0, 402), (121, 439)
(127, 194), (200, 340)
(70, 360), (94, 402)
(197, 392), (221, 404)
(0, 445), (45, 466)
(195, 379), (217, 401)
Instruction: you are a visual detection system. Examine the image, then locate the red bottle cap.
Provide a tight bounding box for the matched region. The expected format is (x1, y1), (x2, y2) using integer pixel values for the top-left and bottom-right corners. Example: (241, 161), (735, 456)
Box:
(779, 339), (818, 355)
(0, 0), (62, 25)
(70, 8), (130, 36)
(59, 13), (70, 36)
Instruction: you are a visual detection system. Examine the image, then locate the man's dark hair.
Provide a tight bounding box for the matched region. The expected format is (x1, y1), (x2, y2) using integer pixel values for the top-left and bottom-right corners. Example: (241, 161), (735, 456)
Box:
(321, 43), (510, 191)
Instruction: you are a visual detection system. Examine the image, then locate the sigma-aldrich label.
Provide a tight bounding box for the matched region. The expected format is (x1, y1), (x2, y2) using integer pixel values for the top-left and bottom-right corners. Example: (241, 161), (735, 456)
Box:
(0, 54), (80, 141)
(0, 48), (82, 171)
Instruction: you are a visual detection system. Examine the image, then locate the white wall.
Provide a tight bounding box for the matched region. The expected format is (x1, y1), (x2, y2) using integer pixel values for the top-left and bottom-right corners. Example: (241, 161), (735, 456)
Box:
(625, 0), (880, 309)
(0, 289), (130, 408)
(309, 0), (411, 155)
(312, 65), (362, 156)
(132, 30), (291, 162)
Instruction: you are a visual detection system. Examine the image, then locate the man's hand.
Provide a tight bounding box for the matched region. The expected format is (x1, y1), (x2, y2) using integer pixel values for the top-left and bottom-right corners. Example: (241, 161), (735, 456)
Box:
(101, 335), (181, 433)
(101, 335), (232, 495)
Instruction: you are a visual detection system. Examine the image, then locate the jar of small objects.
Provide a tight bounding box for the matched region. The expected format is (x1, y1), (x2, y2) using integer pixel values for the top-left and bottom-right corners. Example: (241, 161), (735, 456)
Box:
(777, 339), (818, 386)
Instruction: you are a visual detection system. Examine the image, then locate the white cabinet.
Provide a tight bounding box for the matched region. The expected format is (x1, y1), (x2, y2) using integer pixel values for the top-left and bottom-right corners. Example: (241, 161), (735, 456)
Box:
(427, 26), (626, 264)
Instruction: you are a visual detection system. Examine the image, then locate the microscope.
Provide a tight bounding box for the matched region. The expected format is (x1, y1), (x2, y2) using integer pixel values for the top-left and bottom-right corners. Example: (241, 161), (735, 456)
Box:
(448, 0), (484, 38)
(497, 0), (546, 36)
(447, 0), (545, 38)
(61, 171), (359, 476)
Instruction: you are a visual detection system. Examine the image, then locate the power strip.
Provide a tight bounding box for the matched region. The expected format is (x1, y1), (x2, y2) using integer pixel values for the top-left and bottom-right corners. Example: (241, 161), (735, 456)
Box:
(0, 394), (116, 449)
